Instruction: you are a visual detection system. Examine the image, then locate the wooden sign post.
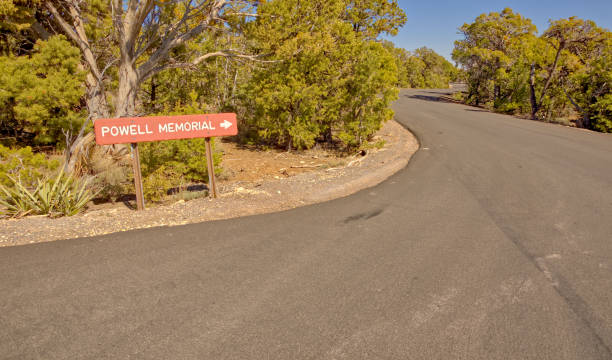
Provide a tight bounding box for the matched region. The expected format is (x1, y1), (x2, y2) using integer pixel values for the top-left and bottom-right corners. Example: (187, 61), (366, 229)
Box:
(94, 113), (238, 210)
(204, 138), (218, 198)
(130, 143), (145, 211)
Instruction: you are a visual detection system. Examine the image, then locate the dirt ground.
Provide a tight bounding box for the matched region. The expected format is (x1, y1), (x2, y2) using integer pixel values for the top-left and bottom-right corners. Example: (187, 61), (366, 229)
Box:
(0, 120), (418, 247)
(219, 141), (349, 183)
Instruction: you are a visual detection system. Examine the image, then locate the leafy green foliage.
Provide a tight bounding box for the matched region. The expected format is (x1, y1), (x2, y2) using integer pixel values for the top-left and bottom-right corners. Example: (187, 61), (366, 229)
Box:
(453, 8), (612, 130)
(241, 0), (400, 150)
(337, 41), (398, 147)
(453, 8), (538, 107)
(0, 144), (59, 187)
(0, 0), (44, 54)
(344, 0), (406, 39)
(385, 42), (458, 89)
(582, 49), (612, 132)
(0, 35), (86, 145)
(0, 169), (96, 218)
(556, 24), (612, 130)
(413, 47), (458, 88)
(590, 94), (612, 132)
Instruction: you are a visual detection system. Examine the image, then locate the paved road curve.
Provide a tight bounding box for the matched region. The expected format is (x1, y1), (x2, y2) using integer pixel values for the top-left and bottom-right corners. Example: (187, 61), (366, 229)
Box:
(2, 89), (612, 359)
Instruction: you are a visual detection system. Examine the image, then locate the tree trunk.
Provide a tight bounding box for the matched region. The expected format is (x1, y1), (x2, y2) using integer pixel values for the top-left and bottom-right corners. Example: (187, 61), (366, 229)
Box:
(494, 84), (500, 103)
(64, 73), (111, 173)
(66, 50), (138, 174)
(537, 43), (564, 113)
(231, 68), (238, 107)
(325, 126), (333, 145)
(286, 112), (293, 152)
(151, 76), (156, 103)
(85, 73), (111, 119)
(115, 62), (139, 117)
(529, 63), (538, 119)
(357, 107), (363, 146)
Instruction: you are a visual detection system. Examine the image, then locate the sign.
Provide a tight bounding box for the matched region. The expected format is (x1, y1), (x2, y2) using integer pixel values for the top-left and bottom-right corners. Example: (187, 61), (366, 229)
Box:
(94, 113), (238, 210)
(94, 113), (237, 145)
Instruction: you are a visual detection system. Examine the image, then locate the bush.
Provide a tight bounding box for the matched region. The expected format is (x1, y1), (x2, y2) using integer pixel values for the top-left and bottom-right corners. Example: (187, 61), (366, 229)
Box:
(0, 35), (86, 146)
(139, 139), (222, 202)
(591, 94), (612, 132)
(242, 30), (398, 150)
(0, 144), (60, 187)
(87, 147), (132, 202)
(141, 165), (176, 202)
(0, 170), (96, 218)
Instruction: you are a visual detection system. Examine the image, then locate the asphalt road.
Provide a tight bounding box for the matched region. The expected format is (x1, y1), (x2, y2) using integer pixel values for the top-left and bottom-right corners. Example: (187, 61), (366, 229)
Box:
(2, 89), (612, 359)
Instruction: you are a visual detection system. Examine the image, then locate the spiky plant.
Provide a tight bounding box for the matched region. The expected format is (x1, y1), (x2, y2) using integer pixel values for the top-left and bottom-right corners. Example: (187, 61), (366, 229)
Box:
(0, 170), (97, 218)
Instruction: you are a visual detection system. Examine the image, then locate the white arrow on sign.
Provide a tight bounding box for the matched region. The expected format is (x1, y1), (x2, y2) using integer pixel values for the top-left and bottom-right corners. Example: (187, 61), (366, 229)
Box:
(220, 120), (233, 129)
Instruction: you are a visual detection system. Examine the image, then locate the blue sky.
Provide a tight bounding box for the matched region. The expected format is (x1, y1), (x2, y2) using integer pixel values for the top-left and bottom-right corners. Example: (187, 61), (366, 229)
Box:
(381, 0), (612, 62)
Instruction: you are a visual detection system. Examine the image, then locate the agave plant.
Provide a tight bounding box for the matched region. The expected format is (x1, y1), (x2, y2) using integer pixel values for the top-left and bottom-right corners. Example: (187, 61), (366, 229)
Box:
(0, 180), (36, 218)
(0, 170), (97, 218)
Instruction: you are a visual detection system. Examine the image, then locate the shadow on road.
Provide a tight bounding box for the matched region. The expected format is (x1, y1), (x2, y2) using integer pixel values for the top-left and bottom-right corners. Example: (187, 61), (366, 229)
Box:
(406, 94), (444, 102)
(405, 94), (455, 103)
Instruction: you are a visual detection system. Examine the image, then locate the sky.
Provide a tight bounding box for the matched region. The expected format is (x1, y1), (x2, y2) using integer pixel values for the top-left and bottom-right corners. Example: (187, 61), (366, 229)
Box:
(381, 0), (612, 62)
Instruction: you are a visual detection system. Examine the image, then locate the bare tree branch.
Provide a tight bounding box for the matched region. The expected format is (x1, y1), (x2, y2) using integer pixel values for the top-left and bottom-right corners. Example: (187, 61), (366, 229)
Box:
(45, 2), (80, 44)
(229, 12), (259, 17)
(45, 1), (103, 82)
(140, 50), (276, 81)
(136, 0), (230, 82)
(192, 50), (277, 65)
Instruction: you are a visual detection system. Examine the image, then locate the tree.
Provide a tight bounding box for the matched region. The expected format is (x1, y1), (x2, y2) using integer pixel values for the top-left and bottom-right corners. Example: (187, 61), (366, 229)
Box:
(453, 8), (537, 107)
(539, 17), (609, 126)
(338, 40), (398, 147)
(0, 0), (50, 55)
(0, 35), (85, 146)
(413, 47), (457, 88)
(241, 0), (401, 150)
(384, 41), (457, 89)
(382, 40), (411, 87)
(454, 9), (611, 130)
(344, 0), (406, 39)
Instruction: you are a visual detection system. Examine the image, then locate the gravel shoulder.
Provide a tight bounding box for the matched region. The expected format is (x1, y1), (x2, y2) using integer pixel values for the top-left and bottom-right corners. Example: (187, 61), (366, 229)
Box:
(0, 120), (417, 247)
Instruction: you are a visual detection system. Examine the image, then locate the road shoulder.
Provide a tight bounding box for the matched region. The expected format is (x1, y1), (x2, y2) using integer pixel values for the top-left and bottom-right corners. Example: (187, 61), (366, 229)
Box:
(0, 120), (418, 247)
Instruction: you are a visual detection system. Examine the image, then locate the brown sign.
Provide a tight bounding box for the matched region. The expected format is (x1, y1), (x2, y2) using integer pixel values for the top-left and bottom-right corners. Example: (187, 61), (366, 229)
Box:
(94, 113), (238, 145)
(94, 113), (237, 210)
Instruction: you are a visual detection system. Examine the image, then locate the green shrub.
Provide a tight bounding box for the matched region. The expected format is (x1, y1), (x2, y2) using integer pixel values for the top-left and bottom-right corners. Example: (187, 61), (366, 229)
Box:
(591, 94), (612, 132)
(452, 92), (466, 102)
(139, 139), (222, 202)
(141, 165), (175, 202)
(242, 8), (398, 151)
(0, 170), (96, 218)
(0, 144), (60, 187)
(0, 35), (86, 146)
